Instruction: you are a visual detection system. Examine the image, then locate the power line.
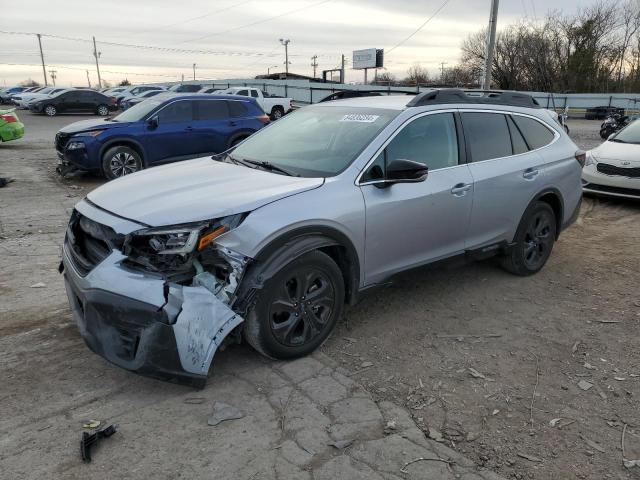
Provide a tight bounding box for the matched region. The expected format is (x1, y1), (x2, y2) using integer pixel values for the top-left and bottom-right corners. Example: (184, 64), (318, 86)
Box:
(129, 0), (254, 36)
(178, 0), (333, 44)
(386, 0), (452, 54)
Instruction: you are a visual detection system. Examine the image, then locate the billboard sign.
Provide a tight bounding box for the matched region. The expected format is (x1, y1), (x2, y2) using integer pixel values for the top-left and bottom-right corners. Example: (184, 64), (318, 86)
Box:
(352, 48), (384, 69)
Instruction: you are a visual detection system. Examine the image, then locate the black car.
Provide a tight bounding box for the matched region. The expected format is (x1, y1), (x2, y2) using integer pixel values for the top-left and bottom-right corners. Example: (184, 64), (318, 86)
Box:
(168, 83), (203, 93)
(29, 90), (118, 116)
(585, 106), (624, 120)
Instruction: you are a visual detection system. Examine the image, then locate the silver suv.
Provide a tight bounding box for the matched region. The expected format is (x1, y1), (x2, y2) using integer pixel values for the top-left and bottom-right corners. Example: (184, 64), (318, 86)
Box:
(60, 89), (583, 387)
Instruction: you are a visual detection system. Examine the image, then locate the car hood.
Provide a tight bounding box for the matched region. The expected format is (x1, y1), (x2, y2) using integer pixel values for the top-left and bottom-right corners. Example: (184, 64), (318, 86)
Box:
(591, 141), (640, 167)
(87, 157), (324, 226)
(59, 118), (130, 134)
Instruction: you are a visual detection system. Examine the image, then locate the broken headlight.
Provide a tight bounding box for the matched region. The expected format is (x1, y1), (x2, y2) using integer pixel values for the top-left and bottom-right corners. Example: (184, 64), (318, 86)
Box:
(124, 214), (246, 273)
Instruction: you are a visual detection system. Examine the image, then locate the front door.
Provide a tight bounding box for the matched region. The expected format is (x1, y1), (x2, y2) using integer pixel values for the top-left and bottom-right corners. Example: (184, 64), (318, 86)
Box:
(359, 112), (474, 285)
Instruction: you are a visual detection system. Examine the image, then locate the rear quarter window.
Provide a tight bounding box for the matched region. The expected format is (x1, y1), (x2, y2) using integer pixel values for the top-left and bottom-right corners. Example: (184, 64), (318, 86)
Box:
(511, 115), (555, 150)
(228, 100), (249, 117)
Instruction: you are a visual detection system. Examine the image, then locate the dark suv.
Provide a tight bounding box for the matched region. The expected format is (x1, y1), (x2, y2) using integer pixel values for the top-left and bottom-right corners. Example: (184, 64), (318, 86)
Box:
(55, 93), (269, 179)
(30, 90), (118, 116)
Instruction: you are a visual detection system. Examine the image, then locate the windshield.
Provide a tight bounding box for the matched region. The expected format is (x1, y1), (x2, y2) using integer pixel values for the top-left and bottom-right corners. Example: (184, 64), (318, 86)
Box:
(112, 99), (162, 122)
(230, 105), (397, 177)
(611, 119), (640, 144)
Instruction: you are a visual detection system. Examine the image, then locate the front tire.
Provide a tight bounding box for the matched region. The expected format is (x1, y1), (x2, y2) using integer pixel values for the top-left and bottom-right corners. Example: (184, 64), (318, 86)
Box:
(244, 250), (345, 359)
(97, 104), (109, 116)
(102, 145), (143, 179)
(44, 104), (57, 116)
(500, 201), (557, 276)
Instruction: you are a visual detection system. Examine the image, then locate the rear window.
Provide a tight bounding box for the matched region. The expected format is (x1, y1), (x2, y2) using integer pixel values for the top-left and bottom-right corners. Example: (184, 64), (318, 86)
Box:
(461, 112), (512, 162)
(228, 100), (249, 117)
(511, 115), (555, 150)
(507, 116), (528, 155)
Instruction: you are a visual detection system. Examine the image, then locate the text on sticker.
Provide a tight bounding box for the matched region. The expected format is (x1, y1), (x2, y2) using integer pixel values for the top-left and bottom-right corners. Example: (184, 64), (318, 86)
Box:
(340, 114), (380, 123)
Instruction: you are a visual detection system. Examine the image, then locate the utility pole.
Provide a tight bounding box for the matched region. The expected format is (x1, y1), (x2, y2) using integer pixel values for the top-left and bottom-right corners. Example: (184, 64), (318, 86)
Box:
(279, 38), (290, 77)
(86, 70), (91, 88)
(92, 36), (102, 89)
(440, 62), (448, 82)
(482, 0), (499, 90)
(311, 55), (318, 78)
(193, 63), (196, 80)
(36, 34), (48, 86)
(49, 70), (57, 86)
(340, 54), (345, 83)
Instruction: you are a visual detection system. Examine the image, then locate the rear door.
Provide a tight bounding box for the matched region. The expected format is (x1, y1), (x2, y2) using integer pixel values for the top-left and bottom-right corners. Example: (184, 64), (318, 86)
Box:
(192, 99), (233, 154)
(462, 111), (552, 249)
(142, 100), (198, 165)
(59, 91), (82, 112)
(360, 111), (474, 284)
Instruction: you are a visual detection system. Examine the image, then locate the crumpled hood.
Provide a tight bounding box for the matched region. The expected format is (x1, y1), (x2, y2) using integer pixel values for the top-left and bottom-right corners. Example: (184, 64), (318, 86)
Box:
(87, 157), (324, 226)
(592, 141), (640, 167)
(59, 118), (130, 135)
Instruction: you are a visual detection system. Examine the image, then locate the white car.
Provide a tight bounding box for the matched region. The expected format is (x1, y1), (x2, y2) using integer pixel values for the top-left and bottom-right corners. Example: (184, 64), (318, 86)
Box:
(582, 120), (640, 199)
(219, 87), (292, 120)
(13, 87), (69, 109)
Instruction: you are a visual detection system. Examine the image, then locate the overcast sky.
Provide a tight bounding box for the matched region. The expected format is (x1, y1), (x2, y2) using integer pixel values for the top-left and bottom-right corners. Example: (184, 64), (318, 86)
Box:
(1, 0), (593, 86)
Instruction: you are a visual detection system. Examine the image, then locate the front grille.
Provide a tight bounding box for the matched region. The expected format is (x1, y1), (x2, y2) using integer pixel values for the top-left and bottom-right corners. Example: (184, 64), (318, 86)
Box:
(55, 132), (71, 153)
(584, 182), (640, 198)
(65, 211), (123, 276)
(597, 163), (640, 178)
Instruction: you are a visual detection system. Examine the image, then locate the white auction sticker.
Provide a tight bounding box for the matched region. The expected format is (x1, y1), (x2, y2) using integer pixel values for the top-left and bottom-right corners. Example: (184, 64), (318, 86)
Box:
(340, 114), (380, 123)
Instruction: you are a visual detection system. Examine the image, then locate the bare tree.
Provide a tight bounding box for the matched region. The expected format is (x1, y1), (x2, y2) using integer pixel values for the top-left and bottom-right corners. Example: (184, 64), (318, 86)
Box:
(405, 64), (431, 86)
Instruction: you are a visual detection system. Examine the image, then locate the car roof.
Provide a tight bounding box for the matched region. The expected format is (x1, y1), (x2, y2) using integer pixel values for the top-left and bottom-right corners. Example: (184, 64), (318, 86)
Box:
(151, 93), (259, 102)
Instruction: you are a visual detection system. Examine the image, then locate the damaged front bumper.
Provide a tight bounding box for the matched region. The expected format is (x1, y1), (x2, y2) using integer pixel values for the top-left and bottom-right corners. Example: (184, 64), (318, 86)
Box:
(61, 201), (247, 388)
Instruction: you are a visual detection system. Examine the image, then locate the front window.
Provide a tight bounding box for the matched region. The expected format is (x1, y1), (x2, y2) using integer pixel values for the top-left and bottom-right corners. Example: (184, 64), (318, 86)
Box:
(612, 119), (640, 143)
(231, 105), (397, 177)
(112, 99), (162, 122)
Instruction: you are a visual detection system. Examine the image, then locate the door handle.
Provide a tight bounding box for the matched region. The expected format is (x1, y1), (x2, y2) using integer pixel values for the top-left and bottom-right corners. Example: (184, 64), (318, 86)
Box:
(450, 183), (472, 196)
(523, 168), (539, 180)
(185, 126), (194, 131)
(229, 121), (237, 127)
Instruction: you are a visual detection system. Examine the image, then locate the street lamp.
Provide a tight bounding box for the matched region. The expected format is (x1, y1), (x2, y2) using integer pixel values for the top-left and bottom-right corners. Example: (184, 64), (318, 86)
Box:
(267, 65), (279, 75)
(279, 38), (290, 77)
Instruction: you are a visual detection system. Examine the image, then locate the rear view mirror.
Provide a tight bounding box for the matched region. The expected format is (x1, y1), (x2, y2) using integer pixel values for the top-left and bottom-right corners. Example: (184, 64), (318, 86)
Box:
(148, 116), (159, 129)
(386, 158), (428, 182)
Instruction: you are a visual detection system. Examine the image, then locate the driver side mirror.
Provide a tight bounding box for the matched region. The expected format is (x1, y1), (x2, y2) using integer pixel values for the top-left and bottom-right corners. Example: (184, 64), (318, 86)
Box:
(386, 158), (429, 182)
(148, 116), (159, 129)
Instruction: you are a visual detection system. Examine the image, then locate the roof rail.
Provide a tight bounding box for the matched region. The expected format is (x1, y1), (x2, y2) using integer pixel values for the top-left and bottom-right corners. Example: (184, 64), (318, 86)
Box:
(406, 88), (540, 109)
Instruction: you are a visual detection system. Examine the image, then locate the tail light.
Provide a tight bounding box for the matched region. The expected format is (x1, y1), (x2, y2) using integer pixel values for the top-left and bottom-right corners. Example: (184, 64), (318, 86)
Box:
(575, 150), (586, 167)
(0, 113), (18, 123)
(258, 114), (270, 125)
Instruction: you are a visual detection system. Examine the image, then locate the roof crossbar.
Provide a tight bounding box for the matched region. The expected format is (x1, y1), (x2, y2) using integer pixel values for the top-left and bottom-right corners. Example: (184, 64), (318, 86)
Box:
(407, 88), (540, 109)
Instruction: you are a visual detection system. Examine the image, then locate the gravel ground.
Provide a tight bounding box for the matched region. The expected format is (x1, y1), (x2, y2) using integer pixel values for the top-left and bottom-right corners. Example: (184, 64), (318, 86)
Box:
(1, 112), (639, 480)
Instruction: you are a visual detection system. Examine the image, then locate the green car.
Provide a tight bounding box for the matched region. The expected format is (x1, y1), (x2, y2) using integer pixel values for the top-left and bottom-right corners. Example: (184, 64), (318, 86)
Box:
(0, 108), (25, 142)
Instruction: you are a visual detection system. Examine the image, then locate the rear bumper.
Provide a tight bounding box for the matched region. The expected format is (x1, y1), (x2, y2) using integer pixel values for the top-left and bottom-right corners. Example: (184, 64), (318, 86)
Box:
(0, 122), (24, 142)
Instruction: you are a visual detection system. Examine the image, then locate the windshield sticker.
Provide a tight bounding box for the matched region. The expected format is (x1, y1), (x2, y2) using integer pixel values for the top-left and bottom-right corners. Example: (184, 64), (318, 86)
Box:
(340, 114), (380, 123)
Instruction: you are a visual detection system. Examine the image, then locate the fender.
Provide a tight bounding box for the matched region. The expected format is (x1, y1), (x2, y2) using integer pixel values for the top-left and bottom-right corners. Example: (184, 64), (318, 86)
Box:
(237, 226), (361, 308)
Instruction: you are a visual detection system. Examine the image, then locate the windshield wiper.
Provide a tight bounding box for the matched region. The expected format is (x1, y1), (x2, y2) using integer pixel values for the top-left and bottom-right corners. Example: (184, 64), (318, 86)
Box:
(241, 159), (298, 177)
(609, 138), (626, 143)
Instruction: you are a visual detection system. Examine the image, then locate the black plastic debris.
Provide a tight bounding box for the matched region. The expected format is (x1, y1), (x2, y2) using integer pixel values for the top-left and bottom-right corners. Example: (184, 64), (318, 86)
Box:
(0, 177), (14, 188)
(80, 424), (118, 462)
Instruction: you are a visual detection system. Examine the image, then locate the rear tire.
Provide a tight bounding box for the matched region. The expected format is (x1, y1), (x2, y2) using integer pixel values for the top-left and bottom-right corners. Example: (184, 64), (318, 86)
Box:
(102, 145), (143, 179)
(500, 201), (556, 276)
(244, 250), (344, 359)
(44, 104), (57, 116)
(270, 106), (285, 120)
(97, 104), (109, 116)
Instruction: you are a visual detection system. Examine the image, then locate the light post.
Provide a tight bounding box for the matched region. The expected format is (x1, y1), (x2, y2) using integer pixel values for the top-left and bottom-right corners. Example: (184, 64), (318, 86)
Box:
(193, 63), (196, 81)
(267, 65), (279, 75)
(279, 38), (290, 77)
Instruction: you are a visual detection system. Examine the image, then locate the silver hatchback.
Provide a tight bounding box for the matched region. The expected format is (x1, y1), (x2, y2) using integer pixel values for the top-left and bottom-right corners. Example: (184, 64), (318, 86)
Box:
(61, 89), (583, 387)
